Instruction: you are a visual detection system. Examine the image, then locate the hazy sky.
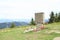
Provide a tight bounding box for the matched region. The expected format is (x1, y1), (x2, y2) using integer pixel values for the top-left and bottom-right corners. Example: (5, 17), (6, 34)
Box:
(0, 0), (60, 20)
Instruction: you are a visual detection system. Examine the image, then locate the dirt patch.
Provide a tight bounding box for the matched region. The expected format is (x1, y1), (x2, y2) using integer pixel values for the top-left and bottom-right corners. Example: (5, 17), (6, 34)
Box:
(53, 37), (60, 40)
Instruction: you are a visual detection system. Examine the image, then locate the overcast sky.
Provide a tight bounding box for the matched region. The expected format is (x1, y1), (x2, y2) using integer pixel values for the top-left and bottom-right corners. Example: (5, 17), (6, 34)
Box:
(0, 0), (60, 20)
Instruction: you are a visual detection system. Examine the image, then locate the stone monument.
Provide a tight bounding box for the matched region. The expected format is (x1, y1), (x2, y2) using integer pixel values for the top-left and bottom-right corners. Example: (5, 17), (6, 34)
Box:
(35, 12), (44, 26)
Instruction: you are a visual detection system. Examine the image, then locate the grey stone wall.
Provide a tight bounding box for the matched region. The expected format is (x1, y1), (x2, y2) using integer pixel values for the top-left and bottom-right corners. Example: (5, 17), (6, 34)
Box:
(35, 12), (44, 24)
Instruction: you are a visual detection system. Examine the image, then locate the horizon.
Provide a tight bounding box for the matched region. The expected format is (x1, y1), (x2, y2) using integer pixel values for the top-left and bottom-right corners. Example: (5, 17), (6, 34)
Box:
(0, 18), (49, 23)
(0, 0), (60, 22)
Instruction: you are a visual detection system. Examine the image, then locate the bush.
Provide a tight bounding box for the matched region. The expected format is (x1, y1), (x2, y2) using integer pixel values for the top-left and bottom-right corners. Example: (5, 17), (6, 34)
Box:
(30, 18), (36, 25)
(10, 22), (16, 28)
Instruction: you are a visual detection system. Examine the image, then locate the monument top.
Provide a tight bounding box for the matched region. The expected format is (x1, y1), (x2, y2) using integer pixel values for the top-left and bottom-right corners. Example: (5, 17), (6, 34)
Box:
(35, 12), (44, 14)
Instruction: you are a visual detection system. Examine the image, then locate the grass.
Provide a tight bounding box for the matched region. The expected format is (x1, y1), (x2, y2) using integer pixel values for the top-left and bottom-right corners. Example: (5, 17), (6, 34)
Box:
(0, 22), (60, 40)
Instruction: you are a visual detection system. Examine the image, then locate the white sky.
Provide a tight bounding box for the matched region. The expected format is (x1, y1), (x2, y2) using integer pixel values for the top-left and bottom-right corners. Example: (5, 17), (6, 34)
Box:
(0, 0), (60, 20)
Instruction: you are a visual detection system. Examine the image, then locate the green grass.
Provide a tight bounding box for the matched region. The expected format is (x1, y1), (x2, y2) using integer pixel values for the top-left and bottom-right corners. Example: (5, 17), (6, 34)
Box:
(0, 22), (60, 40)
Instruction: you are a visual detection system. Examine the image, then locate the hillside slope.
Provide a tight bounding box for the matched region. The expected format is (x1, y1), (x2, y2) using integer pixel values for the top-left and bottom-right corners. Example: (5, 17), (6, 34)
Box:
(0, 22), (60, 40)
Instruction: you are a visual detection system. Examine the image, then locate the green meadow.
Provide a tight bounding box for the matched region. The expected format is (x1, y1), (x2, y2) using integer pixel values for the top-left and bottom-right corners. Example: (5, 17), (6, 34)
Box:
(0, 22), (60, 40)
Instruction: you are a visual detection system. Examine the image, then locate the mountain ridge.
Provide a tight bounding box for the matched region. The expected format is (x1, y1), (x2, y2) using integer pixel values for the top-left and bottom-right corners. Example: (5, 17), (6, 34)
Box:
(0, 21), (28, 29)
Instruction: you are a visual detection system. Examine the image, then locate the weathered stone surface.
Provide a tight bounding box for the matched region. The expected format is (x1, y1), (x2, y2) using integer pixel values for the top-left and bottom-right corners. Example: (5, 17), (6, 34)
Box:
(35, 12), (44, 24)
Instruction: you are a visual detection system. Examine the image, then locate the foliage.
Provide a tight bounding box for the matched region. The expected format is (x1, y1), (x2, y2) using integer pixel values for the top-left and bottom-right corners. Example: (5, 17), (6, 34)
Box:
(54, 13), (59, 22)
(58, 13), (60, 22)
(49, 11), (60, 23)
(30, 18), (36, 25)
(49, 11), (55, 23)
(10, 22), (16, 28)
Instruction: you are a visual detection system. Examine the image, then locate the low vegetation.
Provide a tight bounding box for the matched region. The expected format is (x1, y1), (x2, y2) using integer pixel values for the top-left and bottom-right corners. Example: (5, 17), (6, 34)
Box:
(10, 22), (16, 28)
(0, 22), (60, 40)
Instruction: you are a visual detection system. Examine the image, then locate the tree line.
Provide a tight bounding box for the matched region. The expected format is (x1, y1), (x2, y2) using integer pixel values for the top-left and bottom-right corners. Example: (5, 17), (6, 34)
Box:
(49, 11), (60, 23)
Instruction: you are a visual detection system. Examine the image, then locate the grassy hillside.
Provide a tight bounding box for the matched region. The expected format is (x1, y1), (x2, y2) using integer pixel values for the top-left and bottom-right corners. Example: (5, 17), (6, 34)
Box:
(0, 22), (60, 40)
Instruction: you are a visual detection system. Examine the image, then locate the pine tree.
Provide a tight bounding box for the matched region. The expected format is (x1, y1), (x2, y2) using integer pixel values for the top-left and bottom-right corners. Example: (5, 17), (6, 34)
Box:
(30, 18), (36, 25)
(10, 22), (15, 28)
(58, 13), (60, 22)
(55, 13), (59, 22)
(49, 11), (55, 23)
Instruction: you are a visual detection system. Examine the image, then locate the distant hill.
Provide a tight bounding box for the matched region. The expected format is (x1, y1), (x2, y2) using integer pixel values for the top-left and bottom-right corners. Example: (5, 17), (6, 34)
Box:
(0, 19), (30, 23)
(0, 22), (28, 29)
(0, 19), (49, 29)
(0, 19), (13, 23)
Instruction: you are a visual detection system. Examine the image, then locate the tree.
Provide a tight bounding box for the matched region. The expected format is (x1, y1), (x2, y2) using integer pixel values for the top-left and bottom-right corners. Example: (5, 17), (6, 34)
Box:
(49, 11), (55, 23)
(58, 13), (60, 22)
(10, 22), (15, 28)
(30, 18), (36, 25)
(55, 13), (59, 22)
